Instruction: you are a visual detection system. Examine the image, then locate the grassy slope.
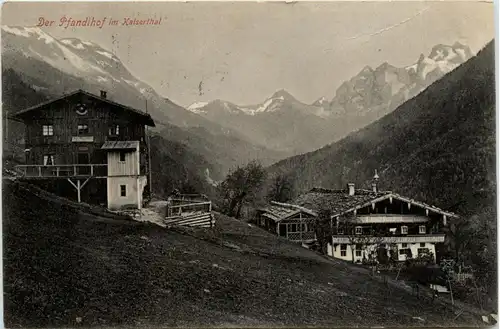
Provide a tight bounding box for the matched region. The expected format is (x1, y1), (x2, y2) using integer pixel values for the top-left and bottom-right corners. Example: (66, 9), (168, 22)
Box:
(3, 180), (485, 327)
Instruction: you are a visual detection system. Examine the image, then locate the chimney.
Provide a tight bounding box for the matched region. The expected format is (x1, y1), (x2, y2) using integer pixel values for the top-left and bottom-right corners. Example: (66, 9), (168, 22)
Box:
(348, 183), (355, 196)
(100, 90), (107, 98)
(372, 169), (380, 193)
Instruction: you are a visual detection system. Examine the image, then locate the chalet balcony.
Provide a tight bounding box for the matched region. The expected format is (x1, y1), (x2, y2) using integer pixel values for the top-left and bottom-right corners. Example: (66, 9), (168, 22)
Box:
(352, 214), (429, 224)
(15, 164), (108, 179)
(332, 234), (445, 244)
(72, 136), (95, 143)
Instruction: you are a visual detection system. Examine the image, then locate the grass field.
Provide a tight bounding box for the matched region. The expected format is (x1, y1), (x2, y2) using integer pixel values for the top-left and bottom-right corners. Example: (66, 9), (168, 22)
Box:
(3, 179), (485, 327)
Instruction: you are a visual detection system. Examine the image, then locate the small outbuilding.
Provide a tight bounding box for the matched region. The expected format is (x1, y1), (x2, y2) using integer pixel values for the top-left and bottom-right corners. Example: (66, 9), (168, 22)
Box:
(256, 201), (317, 243)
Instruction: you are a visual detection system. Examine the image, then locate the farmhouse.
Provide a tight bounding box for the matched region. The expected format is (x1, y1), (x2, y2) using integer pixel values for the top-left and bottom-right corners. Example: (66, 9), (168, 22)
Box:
(11, 89), (155, 210)
(256, 201), (317, 243)
(292, 179), (458, 263)
(262, 173), (458, 263)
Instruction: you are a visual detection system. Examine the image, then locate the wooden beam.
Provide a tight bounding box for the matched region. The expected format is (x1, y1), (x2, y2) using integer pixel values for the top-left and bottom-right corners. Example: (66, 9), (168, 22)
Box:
(77, 179), (81, 203)
(80, 177), (91, 189)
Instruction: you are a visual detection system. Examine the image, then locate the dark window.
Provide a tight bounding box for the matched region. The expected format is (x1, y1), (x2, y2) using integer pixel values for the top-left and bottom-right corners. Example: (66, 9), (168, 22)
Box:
(43, 155), (54, 165)
(355, 250), (362, 257)
(120, 185), (126, 197)
(399, 249), (411, 256)
(109, 125), (120, 136)
(42, 125), (53, 136)
(119, 152), (126, 162)
(78, 124), (89, 135)
(340, 244), (347, 256)
(420, 243), (426, 247)
(417, 248), (429, 256)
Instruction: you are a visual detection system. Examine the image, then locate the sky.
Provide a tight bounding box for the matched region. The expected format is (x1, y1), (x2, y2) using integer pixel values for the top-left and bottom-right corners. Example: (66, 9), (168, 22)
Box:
(1, 1), (495, 107)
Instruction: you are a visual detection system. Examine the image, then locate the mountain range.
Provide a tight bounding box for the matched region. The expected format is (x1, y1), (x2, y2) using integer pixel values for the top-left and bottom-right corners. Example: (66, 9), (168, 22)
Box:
(1, 25), (479, 197)
(187, 43), (473, 154)
(268, 40), (494, 218)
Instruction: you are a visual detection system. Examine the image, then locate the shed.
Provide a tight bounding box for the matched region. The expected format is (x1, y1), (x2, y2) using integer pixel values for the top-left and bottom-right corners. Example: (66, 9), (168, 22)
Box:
(257, 201), (318, 242)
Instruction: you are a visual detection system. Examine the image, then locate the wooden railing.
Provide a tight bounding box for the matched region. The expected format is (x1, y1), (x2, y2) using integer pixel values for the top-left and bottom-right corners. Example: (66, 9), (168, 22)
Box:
(332, 234), (445, 244)
(164, 198), (214, 228)
(15, 164), (108, 178)
(166, 201), (212, 217)
(353, 215), (429, 224)
(287, 231), (316, 242)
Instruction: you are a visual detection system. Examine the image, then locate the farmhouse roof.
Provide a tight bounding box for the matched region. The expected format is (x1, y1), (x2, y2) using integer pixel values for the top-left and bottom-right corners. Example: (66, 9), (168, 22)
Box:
(292, 187), (458, 219)
(11, 89), (155, 127)
(258, 201), (318, 222)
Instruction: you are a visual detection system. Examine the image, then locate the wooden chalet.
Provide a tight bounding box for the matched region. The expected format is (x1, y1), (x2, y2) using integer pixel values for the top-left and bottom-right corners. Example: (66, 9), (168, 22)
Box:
(291, 178), (458, 263)
(11, 89), (155, 210)
(256, 201), (317, 243)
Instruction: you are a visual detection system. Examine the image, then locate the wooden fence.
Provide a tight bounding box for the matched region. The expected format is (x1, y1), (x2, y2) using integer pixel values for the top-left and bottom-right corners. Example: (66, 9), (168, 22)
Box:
(164, 197), (215, 228)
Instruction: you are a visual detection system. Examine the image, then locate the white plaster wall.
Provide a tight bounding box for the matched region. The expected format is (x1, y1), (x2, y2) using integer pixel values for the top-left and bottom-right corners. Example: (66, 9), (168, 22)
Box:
(327, 242), (436, 263)
(397, 242), (436, 261)
(107, 176), (139, 210)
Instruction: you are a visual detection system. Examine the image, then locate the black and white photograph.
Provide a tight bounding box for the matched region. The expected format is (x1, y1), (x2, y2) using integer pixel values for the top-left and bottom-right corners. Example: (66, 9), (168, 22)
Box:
(1, 1), (497, 327)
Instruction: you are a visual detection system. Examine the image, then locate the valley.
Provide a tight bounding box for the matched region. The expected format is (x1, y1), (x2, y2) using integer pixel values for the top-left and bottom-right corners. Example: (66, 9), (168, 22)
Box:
(1, 3), (496, 326)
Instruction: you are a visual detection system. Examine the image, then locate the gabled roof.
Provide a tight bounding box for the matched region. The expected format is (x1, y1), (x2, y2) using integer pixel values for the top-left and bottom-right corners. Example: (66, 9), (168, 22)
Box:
(258, 201), (318, 223)
(293, 187), (458, 219)
(11, 89), (155, 127)
(293, 187), (388, 217)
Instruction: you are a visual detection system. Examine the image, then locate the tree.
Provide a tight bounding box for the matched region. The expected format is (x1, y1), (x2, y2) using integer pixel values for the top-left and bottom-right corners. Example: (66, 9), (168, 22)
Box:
(313, 209), (334, 255)
(217, 160), (267, 219)
(266, 173), (294, 202)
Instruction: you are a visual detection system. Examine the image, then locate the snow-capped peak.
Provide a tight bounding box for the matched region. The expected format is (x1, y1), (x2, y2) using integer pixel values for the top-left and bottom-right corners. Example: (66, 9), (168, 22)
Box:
(61, 38), (86, 50)
(409, 42), (473, 81)
(312, 96), (329, 107)
(187, 101), (209, 114)
(2, 26), (55, 44)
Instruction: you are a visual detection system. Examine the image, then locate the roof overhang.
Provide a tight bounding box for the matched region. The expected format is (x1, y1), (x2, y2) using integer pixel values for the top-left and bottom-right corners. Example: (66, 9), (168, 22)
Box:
(101, 140), (139, 151)
(330, 193), (459, 219)
(12, 89), (156, 127)
(259, 201), (318, 223)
